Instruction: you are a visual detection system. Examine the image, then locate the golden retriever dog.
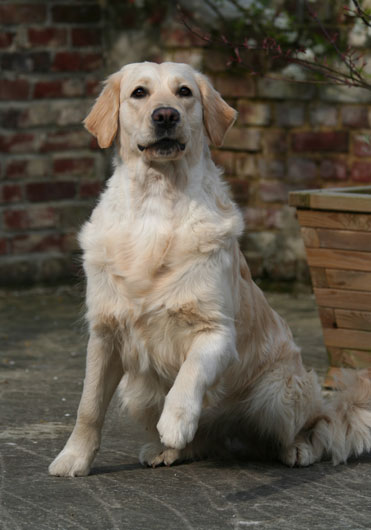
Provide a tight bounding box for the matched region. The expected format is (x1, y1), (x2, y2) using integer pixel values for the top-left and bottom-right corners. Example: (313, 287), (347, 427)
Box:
(49, 62), (371, 477)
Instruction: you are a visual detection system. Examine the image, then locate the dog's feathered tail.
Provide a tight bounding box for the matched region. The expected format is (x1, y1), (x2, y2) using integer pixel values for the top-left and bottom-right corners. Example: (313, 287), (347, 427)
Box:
(311, 370), (371, 464)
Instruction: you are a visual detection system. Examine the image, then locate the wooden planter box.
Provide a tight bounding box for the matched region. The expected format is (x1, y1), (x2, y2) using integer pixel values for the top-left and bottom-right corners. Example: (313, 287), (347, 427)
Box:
(289, 186), (371, 384)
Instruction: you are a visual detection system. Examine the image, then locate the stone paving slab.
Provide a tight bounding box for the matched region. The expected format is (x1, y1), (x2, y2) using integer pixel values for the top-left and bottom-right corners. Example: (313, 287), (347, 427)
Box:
(0, 287), (370, 530)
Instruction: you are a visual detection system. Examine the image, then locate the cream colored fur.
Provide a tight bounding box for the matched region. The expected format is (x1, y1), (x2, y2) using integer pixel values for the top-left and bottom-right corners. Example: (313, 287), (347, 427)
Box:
(49, 62), (371, 477)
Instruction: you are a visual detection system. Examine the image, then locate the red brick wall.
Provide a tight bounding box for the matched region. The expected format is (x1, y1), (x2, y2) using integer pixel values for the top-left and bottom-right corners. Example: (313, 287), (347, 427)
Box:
(0, 0), (105, 285)
(2, 6), (371, 285)
(160, 26), (371, 280)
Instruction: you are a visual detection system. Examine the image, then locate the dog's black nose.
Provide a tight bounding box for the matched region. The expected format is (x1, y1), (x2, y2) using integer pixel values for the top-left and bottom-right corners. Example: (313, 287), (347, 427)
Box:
(152, 107), (180, 128)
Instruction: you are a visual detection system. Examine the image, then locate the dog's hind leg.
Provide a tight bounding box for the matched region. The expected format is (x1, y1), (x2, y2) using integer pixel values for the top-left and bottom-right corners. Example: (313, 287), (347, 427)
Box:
(245, 361), (327, 467)
(49, 330), (123, 476)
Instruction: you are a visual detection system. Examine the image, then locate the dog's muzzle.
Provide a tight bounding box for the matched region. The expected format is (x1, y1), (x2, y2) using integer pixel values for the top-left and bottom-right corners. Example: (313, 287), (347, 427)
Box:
(138, 106), (186, 156)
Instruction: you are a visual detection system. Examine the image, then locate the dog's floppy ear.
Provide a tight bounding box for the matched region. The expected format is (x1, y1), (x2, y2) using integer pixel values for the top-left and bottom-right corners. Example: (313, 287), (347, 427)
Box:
(84, 72), (122, 148)
(196, 73), (237, 147)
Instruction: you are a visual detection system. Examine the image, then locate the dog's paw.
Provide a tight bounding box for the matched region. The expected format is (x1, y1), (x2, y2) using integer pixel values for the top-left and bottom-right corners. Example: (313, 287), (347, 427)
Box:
(139, 442), (180, 468)
(49, 449), (93, 477)
(279, 442), (317, 468)
(157, 399), (199, 450)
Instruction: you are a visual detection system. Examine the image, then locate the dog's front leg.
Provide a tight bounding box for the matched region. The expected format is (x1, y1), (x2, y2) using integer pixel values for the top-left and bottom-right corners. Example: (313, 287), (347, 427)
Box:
(157, 329), (237, 450)
(49, 331), (123, 477)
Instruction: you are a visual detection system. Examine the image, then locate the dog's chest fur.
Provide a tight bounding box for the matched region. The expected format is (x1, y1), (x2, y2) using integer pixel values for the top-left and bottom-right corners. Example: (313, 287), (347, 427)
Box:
(79, 163), (243, 376)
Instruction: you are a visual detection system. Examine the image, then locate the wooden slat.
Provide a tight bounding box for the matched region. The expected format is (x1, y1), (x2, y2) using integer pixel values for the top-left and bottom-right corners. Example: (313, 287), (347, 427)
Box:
(310, 267), (328, 288)
(323, 328), (371, 350)
(326, 269), (371, 292)
(314, 288), (371, 311)
(316, 229), (371, 252)
(301, 227), (319, 247)
(297, 210), (371, 231)
(328, 346), (371, 368)
(318, 307), (336, 328)
(335, 309), (371, 331)
(306, 248), (371, 272)
(310, 192), (371, 213)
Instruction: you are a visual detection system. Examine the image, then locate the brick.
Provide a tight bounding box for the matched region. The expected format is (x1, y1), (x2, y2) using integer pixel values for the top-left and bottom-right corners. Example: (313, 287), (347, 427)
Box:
(263, 130), (287, 154)
(28, 28), (67, 48)
(3, 209), (29, 230)
(0, 133), (36, 154)
(53, 157), (95, 176)
(16, 102), (57, 128)
(79, 180), (102, 198)
(319, 159), (347, 180)
(58, 203), (92, 229)
(12, 101), (90, 128)
(0, 238), (8, 255)
(243, 207), (266, 230)
(86, 79), (101, 97)
(341, 106), (369, 128)
(33, 80), (63, 99)
(258, 158), (285, 179)
(235, 153), (257, 178)
(258, 78), (315, 100)
(0, 79), (29, 100)
(351, 161), (371, 182)
(3, 206), (58, 231)
(228, 178), (249, 203)
(275, 103), (305, 128)
(237, 101), (271, 126)
(11, 233), (63, 255)
(291, 131), (348, 153)
(55, 100), (91, 126)
(320, 85), (371, 104)
(353, 134), (371, 157)
(29, 206), (58, 229)
(309, 104), (338, 127)
(214, 76), (255, 98)
(52, 4), (101, 24)
(34, 79), (84, 99)
(61, 232), (78, 253)
(41, 129), (91, 152)
(258, 180), (288, 203)
(223, 128), (261, 151)
(211, 150), (235, 174)
(61, 79), (85, 97)
(0, 108), (23, 128)
(0, 32), (14, 49)
(53, 52), (103, 72)
(26, 181), (76, 202)
(5, 158), (49, 179)
(288, 157), (317, 184)
(1, 52), (51, 73)
(0, 4), (46, 24)
(71, 28), (102, 47)
(265, 208), (283, 229)
(0, 183), (22, 203)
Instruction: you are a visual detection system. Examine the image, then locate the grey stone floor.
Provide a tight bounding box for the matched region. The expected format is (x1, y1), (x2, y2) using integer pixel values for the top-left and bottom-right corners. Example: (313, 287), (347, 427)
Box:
(0, 286), (370, 530)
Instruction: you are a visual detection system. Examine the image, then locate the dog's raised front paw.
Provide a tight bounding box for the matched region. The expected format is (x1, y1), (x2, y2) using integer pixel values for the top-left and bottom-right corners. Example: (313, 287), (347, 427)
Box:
(49, 449), (93, 477)
(157, 399), (199, 450)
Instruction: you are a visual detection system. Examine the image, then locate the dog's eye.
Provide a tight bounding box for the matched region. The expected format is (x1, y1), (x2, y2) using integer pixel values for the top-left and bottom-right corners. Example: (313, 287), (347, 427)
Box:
(178, 86), (192, 97)
(131, 87), (148, 99)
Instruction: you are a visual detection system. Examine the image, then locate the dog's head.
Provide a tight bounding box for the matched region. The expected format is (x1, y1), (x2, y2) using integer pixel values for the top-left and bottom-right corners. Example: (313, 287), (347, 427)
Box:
(84, 62), (237, 162)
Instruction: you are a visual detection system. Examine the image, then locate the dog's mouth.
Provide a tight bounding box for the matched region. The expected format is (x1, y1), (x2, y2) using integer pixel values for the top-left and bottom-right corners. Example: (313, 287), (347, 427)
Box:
(138, 138), (186, 156)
